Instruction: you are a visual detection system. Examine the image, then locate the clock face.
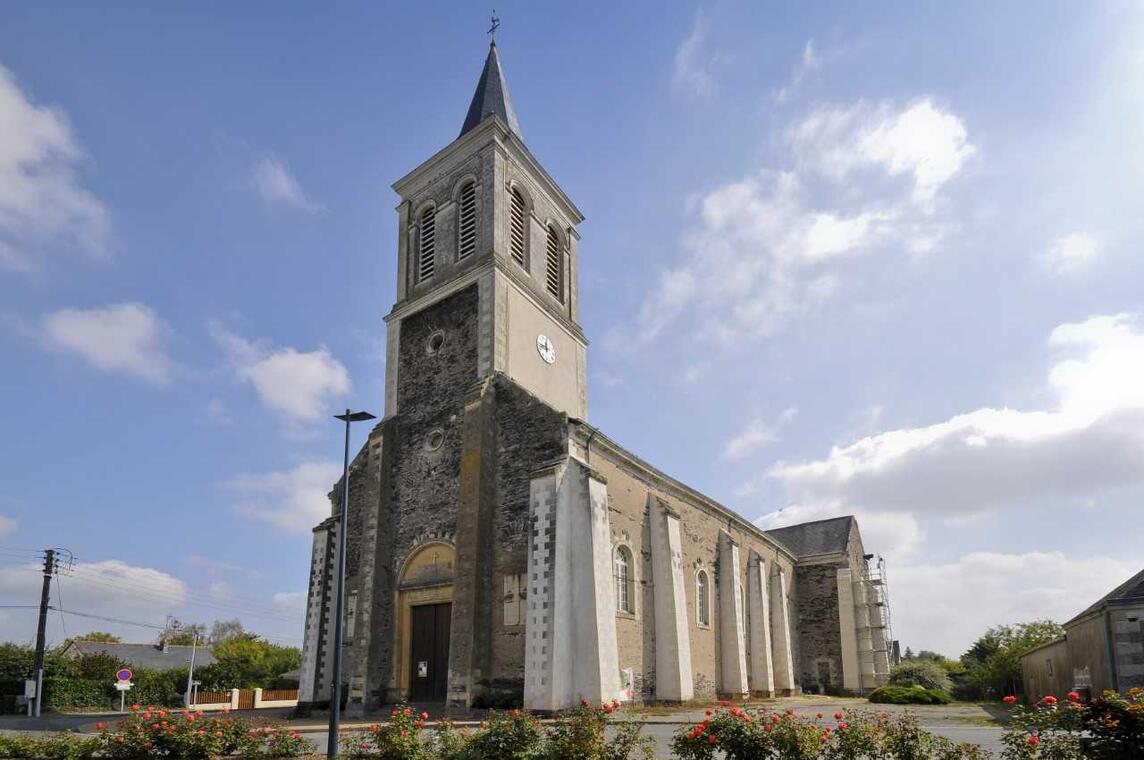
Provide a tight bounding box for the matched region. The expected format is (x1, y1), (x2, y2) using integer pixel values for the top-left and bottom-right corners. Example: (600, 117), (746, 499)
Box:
(536, 334), (556, 364)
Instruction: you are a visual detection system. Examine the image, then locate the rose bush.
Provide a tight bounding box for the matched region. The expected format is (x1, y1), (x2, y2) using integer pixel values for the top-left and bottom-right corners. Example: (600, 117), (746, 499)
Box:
(96, 704), (312, 758)
(672, 705), (986, 760)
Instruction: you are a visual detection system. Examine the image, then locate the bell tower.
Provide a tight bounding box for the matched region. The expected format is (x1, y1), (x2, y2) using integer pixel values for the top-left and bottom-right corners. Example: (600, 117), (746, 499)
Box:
(383, 42), (588, 419)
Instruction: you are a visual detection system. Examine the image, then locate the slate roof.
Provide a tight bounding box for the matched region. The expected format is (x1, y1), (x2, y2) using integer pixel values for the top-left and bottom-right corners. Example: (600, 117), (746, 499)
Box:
(1067, 567), (1144, 625)
(764, 515), (855, 558)
(62, 641), (216, 670)
(460, 43), (522, 140)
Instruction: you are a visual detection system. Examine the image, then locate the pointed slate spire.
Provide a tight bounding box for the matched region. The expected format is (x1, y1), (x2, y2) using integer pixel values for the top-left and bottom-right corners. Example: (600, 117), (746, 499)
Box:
(460, 42), (522, 140)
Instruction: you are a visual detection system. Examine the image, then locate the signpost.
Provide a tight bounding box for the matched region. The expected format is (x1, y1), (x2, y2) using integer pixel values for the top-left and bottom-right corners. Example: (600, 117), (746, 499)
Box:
(115, 669), (133, 713)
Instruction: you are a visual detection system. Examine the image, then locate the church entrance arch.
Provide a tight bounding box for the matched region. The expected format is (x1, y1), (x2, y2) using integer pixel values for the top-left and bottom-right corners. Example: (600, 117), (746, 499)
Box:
(395, 542), (455, 701)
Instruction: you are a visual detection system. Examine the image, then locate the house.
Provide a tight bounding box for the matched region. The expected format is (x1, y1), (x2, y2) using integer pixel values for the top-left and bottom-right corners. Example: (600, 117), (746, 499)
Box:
(59, 640), (216, 671)
(1020, 568), (1144, 701)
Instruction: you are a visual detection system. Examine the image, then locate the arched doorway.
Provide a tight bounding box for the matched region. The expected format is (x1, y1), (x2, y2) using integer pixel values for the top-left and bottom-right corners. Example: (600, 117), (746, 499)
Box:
(395, 542), (455, 701)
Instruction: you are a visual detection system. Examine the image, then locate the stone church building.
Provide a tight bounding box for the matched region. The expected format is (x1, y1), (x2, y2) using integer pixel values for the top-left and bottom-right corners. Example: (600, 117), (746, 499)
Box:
(298, 44), (893, 712)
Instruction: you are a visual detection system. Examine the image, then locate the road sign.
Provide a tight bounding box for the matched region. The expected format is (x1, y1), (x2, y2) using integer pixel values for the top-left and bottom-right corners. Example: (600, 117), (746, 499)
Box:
(115, 681), (133, 691)
(115, 668), (133, 682)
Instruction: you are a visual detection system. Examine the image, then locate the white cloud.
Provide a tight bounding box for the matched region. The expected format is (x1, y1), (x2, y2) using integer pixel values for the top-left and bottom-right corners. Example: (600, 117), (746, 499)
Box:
(894, 551), (1137, 656)
(1043, 232), (1099, 275)
(211, 323), (350, 422)
(272, 591), (307, 613)
(251, 156), (320, 212)
(229, 460), (340, 533)
(770, 313), (1144, 515)
(0, 559), (187, 644)
(773, 39), (824, 103)
(0, 64), (109, 272)
(41, 303), (173, 384)
(619, 99), (972, 347)
(789, 99), (975, 208)
(673, 11), (724, 97)
(722, 407), (797, 460)
(208, 581), (234, 600)
(0, 516), (15, 539)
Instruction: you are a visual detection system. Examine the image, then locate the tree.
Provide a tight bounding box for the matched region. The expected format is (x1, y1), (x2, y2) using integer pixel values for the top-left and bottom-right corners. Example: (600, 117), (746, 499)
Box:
(196, 634), (301, 690)
(162, 620), (207, 646)
(209, 619), (245, 644)
(960, 619), (1064, 700)
(888, 660), (954, 693)
(903, 647), (915, 660)
(73, 632), (121, 643)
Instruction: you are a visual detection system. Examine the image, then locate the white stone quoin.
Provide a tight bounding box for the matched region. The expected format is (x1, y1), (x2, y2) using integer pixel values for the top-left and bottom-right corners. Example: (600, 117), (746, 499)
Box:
(747, 553), (775, 696)
(524, 458), (622, 710)
(771, 565), (796, 694)
(649, 497), (693, 701)
(718, 532), (749, 697)
(836, 567), (862, 692)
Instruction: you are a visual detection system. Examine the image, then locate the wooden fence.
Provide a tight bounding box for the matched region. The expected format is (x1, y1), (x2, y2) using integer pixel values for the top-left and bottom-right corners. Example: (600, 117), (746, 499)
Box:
(191, 688), (299, 710)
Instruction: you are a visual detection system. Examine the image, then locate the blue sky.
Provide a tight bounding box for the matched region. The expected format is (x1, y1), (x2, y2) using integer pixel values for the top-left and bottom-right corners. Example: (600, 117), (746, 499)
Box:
(0, 2), (1141, 656)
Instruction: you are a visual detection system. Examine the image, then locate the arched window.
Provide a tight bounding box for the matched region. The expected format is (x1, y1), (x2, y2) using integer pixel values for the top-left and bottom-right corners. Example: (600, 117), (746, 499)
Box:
(697, 570), (710, 627)
(545, 225), (563, 300)
(417, 206), (436, 281)
(614, 546), (634, 614)
(457, 182), (477, 260)
(509, 188), (527, 267)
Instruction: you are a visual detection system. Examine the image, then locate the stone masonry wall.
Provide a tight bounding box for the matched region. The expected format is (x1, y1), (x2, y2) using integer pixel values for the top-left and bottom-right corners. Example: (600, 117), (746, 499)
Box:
(793, 563), (843, 694)
(484, 376), (567, 703)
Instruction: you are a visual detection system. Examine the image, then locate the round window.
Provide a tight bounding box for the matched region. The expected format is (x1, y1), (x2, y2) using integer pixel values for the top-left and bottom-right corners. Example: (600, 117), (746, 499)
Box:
(425, 429), (445, 451)
(426, 331), (445, 355)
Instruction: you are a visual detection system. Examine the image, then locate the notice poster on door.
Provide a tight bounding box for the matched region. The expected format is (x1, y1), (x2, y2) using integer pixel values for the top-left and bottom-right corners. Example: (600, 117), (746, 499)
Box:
(418, 661), (428, 678)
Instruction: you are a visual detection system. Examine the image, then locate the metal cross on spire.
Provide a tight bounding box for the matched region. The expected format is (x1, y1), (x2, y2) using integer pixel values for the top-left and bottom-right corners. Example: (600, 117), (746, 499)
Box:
(488, 11), (500, 44)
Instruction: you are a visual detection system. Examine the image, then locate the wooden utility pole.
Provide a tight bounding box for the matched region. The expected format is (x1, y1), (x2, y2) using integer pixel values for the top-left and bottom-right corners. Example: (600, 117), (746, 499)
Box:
(31, 549), (55, 717)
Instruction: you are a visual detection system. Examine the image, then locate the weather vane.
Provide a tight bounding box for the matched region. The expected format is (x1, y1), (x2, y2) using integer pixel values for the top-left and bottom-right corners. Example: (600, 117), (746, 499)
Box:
(488, 11), (500, 43)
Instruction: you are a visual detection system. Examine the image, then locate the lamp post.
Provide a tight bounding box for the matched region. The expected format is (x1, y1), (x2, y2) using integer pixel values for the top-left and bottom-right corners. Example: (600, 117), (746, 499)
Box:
(328, 409), (375, 758)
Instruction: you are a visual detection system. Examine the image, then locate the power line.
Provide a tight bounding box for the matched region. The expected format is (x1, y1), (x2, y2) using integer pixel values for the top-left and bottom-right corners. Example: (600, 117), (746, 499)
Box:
(65, 563), (302, 622)
(53, 574), (68, 640)
(62, 571), (300, 625)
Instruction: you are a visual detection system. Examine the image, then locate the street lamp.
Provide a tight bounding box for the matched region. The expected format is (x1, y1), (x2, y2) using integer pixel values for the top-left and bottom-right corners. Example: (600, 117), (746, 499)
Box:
(328, 409), (376, 758)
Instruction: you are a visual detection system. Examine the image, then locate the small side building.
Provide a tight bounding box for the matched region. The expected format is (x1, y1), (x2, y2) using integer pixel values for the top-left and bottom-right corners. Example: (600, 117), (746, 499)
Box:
(1020, 568), (1144, 701)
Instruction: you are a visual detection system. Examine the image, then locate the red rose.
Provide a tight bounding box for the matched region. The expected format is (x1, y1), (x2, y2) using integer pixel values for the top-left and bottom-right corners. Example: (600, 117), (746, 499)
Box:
(420, 711), (429, 720)
(1003, 695), (1017, 704)
(1043, 695), (1058, 705)
(1028, 734), (1040, 747)
(1067, 691), (1080, 701)
(707, 734), (717, 744)
(838, 722), (849, 730)
(833, 711), (843, 720)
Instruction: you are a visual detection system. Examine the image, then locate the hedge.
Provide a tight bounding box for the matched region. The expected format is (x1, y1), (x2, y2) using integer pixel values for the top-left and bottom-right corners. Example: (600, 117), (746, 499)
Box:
(868, 684), (953, 704)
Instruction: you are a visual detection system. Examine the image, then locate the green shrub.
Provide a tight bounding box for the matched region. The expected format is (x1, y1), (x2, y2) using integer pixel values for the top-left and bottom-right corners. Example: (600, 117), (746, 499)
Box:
(888, 660), (954, 693)
(0, 732), (100, 759)
(543, 700), (651, 760)
(868, 685), (952, 704)
(673, 705), (984, 760)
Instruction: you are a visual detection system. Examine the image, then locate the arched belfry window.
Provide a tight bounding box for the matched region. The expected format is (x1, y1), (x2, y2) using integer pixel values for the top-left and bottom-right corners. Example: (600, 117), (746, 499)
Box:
(509, 188), (527, 268)
(545, 225), (563, 301)
(457, 182), (477, 260)
(697, 569), (711, 627)
(417, 206), (436, 282)
(614, 546), (634, 614)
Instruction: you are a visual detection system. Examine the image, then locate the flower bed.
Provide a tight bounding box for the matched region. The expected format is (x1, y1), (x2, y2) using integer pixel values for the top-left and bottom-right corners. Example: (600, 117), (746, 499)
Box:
(999, 687), (1144, 759)
(670, 702), (987, 760)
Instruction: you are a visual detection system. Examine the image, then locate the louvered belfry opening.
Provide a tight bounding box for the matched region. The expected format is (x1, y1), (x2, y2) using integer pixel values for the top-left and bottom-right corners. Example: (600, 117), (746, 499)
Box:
(418, 206), (436, 281)
(509, 188), (526, 267)
(458, 182), (477, 260)
(545, 225), (562, 300)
